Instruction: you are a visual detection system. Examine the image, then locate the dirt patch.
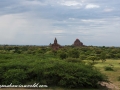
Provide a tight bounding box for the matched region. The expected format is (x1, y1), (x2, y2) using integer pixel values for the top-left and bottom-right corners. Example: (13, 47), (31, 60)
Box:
(99, 82), (120, 90)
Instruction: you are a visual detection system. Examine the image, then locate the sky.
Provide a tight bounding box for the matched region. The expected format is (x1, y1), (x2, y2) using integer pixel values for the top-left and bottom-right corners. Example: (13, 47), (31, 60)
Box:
(0, 0), (120, 46)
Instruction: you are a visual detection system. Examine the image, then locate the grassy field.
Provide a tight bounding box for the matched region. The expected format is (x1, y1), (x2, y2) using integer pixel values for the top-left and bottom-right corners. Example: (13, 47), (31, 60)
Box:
(93, 59), (120, 88)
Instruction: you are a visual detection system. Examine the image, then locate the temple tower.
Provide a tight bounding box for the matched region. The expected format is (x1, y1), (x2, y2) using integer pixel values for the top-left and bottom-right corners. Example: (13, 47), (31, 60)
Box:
(73, 38), (84, 46)
(50, 38), (62, 50)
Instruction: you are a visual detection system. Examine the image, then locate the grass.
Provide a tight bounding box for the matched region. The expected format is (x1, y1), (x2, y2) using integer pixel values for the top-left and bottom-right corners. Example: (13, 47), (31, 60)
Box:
(93, 59), (120, 88)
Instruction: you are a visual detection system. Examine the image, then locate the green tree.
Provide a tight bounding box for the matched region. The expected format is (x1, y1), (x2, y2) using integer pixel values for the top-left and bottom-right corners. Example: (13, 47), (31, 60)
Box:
(69, 49), (79, 58)
(100, 52), (106, 63)
(59, 52), (68, 59)
(2, 69), (27, 84)
(79, 54), (86, 60)
(87, 56), (99, 63)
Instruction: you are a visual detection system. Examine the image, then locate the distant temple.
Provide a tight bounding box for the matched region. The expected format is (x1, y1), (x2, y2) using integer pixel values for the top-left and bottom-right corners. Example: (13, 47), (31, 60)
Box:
(73, 38), (84, 47)
(50, 38), (84, 50)
(50, 38), (62, 50)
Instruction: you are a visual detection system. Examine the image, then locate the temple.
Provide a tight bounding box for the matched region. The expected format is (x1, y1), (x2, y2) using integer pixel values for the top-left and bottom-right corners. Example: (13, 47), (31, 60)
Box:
(73, 38), (84, 47)
(50, 38), (84, 50)
(50, 38), (62, 50)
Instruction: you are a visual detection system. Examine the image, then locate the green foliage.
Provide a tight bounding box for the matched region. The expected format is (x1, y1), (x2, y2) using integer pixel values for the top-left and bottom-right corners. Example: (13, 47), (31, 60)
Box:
(52, 50), (57, 56)
(69, 49), (79, 58)
(2, 45), (120, 89)
(100, 52), (106, 62)
(79, 54), (86, 60)
(57, 49), (68, 59)
(0, 50), (8, 54)
(65, 58), (82, 63)
(0, 54), (12, 59)
(27, 60), (107, 88)
(0, 45), (120, 59)
(0, 54), (108, 89)
(104, 65), (114, 71)
(59, 52), (68, 59)
(87, 56), (99, 63)
(2, 69), (27, 84)
(118, 76), (120, 81)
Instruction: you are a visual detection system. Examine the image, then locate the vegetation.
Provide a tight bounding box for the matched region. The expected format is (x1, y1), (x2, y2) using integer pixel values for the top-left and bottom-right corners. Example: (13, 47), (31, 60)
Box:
(94, 60), (120, 88)
(104, 65), (114, 71)
(118, 76), (120, 81)
(0, 45), (120, 89)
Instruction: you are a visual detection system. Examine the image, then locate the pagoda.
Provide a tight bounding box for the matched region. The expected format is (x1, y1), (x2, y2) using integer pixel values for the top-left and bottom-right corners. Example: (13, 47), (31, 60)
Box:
(50, 38), (62, 50)
(73, 38), (84, 47)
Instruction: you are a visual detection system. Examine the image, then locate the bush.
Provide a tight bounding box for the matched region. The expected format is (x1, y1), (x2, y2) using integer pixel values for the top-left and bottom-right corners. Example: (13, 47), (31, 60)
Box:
(69, 49), (79, 58)
(0, 52), (108, 89)
(0, 54), (12, 59)
(104, 65), (114, 71)
(79, 54), (87, 60)
(59, 52), (68, 59)
(65, 58), (82, 63)
(118, 76), (120, 81)
(28, 60), (108, 88)
(2, 69), (27, 84)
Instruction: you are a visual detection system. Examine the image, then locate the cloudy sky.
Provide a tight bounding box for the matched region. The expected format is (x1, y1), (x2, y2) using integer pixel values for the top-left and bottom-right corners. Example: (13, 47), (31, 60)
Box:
(0, 0), (120, 46)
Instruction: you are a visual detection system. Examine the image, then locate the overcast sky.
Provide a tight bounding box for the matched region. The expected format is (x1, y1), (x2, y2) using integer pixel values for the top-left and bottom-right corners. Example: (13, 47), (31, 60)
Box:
(0, 0), (120, 46)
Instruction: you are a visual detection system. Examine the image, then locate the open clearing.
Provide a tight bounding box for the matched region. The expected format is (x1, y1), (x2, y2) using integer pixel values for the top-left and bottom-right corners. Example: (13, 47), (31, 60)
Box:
(94, 59), (120, 89)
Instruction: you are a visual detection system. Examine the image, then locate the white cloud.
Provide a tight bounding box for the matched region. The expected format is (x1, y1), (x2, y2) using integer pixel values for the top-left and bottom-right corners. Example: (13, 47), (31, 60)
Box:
(0, 14), (28, 44)
(60, 1), (82, 7)
(0, 13), (55, 45)
(85, 4), (100, 9)
(81, 19), (106, 24)
(52, 30), (65, 34)
(104, 8), (113, 12)
(22, 0), (46, 6)
(68, 18), (75, 20)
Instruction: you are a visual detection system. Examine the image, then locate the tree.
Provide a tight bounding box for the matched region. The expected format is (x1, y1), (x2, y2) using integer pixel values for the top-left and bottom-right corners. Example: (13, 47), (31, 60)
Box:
(59, 52), (68, 59)
(87, 56), (99, 63)
(100, 52), (106, 63)
(79, 54), (86, 60)
(52, 50), (57, 56)
(69, 49), (79, 58)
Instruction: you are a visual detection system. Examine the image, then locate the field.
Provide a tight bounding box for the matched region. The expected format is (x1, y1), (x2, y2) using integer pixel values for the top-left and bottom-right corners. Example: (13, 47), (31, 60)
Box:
(0, 45), (120, 90)
(94, 59), (120, 89)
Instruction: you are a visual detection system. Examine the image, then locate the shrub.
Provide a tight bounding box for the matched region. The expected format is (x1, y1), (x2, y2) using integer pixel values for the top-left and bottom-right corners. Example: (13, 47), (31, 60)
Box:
(118, 76), (120, 81)
(65, 58), (82, 63)
(0, 52), (108, 89)
(27, 60), (108, 88)
(79, 54), (87, 60)
(0, 50), (8, 54)
(1, 62), (29, 71)
(0, 54), (12, 59)
(59, 52), (68, 59)
(104, 65), (114, 71)
(69, 49), (79, 58)
(2, 69), (27, 84)
(87, 56), (99, 63)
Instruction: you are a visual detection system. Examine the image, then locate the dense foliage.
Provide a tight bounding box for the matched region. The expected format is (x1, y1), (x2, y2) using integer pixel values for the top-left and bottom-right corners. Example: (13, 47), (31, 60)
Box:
(1, 45), (119, 88)
(0, 45), (120, 60)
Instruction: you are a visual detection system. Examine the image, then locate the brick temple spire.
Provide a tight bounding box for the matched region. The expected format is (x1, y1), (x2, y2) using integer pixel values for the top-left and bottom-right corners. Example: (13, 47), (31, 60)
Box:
(50, 37), (62, 50)
(54, 37), (57, 44)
